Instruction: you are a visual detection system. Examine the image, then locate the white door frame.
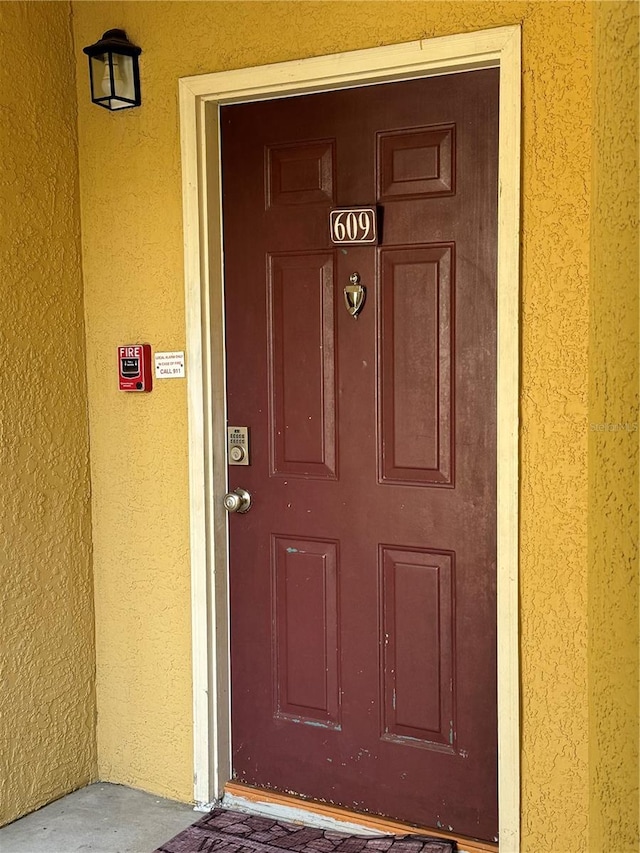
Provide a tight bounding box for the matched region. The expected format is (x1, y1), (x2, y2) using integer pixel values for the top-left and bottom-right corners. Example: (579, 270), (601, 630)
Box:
(179, 25), (521, 851)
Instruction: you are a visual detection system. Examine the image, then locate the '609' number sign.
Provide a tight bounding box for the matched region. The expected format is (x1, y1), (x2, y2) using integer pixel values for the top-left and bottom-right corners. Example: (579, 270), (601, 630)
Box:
(330, 207), (378, 245)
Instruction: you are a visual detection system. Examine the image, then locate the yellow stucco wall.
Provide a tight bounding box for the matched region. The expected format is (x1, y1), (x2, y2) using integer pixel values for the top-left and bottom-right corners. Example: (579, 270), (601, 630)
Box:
(70, 1), (637, 850)
(0, 1), (96, 827)
(588, 3), (639, 850)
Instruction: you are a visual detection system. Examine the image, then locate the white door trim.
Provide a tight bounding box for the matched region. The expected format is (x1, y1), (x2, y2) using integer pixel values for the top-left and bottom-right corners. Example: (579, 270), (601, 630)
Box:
(179, 25), (521, 851)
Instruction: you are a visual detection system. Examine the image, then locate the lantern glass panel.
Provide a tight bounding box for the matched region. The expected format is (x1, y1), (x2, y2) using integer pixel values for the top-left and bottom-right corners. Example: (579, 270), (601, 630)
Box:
(89, 54), (106, 103)
(112, 54), (136, 107)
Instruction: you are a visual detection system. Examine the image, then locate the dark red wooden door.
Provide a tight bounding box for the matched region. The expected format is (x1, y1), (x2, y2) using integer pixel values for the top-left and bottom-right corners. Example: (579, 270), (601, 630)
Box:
(221, 70), (498, 843)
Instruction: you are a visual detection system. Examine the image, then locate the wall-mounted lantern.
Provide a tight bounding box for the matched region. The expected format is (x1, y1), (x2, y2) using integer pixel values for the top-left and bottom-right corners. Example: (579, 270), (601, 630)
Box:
(83, 29), (142, 111)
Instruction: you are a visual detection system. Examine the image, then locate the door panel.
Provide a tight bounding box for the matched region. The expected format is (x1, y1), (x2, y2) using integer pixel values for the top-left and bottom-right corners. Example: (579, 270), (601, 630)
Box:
(273, 535), (341, 726)
(379, 244), (453, 484)
(221, 70), (498, 842)
(378, 123), (456, 200)
(380, 546), (454, 748)
(267, 252), (337, 478)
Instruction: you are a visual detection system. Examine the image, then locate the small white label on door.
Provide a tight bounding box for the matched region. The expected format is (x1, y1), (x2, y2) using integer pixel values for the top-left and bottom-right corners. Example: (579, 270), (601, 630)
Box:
(154, 351), (185, 378)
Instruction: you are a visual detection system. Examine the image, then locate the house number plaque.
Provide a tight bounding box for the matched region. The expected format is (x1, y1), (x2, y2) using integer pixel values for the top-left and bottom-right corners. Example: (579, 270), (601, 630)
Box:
(329, 207), (378, 245)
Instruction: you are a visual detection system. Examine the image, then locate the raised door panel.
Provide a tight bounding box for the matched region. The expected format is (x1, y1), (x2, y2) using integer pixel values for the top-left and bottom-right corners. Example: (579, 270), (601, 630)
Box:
(379, 245), (454, 486)
(273, 536), (340, 727)
(378, 124), (456, 200)
(268, 252), (337, 479)
(267, 139), (335, 207)
(380, 546), (455, 752)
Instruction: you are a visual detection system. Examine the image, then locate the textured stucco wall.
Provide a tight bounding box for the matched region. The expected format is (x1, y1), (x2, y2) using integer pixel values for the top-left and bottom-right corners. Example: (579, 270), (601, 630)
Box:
(72, 2), (598, 849)
(588, 3), (639, 850)
(0, 1), (96, 827)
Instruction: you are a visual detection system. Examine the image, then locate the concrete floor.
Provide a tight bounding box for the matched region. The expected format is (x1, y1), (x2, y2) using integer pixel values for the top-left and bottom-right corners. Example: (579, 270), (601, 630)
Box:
(0, 782), (200, 853)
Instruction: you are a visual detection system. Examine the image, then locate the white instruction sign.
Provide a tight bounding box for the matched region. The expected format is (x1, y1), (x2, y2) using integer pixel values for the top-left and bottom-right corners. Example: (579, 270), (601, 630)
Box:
(154, 351), (185, 379)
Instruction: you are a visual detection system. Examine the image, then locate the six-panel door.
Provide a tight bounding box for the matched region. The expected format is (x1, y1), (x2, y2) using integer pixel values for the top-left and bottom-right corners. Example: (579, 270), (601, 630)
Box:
(221, 69), (499, 843)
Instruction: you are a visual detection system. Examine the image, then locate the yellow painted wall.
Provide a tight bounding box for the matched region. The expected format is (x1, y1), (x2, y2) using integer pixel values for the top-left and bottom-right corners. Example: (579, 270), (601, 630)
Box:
(588, 2), (639, 850)
(0, 1), (96, 827)
(70, 1), (636, 850)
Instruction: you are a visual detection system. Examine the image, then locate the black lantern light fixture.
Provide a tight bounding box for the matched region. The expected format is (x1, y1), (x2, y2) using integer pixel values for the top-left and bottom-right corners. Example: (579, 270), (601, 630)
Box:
(83, 29), (141, 111)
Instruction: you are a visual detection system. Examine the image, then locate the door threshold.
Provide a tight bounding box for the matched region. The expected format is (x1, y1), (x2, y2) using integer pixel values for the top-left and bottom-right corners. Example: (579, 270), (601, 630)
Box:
(223, 782), (498, 853)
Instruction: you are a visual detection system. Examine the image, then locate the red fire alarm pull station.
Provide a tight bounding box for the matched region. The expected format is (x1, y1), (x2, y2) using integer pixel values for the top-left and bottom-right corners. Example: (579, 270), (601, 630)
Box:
(118, 344), (152, 392)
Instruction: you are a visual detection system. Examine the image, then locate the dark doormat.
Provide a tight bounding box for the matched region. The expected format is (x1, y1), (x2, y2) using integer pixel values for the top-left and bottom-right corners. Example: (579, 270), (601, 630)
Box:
(154, 808), (456, 853)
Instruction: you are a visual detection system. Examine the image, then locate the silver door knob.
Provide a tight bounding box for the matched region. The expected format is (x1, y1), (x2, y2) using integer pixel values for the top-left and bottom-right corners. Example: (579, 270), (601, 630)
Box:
(223, 487), (251, 513)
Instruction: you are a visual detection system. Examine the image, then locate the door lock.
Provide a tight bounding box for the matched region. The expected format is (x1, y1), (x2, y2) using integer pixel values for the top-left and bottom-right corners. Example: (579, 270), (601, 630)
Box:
(223, 488), (252, 514)
(228, 426), (250, 465)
